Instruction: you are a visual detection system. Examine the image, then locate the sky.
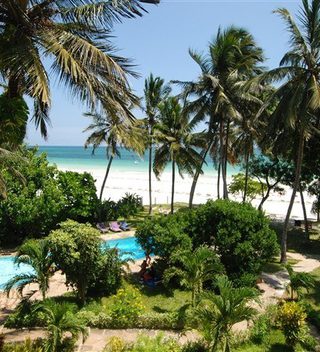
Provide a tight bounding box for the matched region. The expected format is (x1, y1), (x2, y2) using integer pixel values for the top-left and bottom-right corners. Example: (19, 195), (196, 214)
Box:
(26, 0), (301, 146)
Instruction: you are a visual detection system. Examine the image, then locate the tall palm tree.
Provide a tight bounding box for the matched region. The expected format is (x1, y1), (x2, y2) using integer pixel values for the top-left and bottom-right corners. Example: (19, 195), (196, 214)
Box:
(34, 301), (88, 352)
(164, 246), (223, 307)
(84, 111), (145, 201)
(5, 239), (54, 300)
(175, 27), (264, 203)
(196, 276), (258, 352)
(253, 0), (320, 263)
(153, 97), (204, 214)
(143, 74), (171, 214)
(0, 0), (158, 138)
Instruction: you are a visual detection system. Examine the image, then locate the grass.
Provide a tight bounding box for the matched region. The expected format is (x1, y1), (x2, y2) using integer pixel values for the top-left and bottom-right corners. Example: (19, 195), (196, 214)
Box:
(262, 257), (299, 274)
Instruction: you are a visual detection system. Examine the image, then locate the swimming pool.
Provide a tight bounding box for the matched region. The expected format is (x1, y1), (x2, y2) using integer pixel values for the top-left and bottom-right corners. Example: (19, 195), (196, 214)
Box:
(0, 237), (145, 289)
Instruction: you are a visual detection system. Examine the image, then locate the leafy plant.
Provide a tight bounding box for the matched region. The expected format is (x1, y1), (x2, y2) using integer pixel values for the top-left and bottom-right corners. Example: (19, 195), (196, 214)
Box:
(228, 173), (264, 202)
(33, 301), (88, 352)
(118, 193), (144, 218)
(164, 246), (223, 306)
(275, 301), (307, 348)
(196, 275), (258, 352)
(286, 265), (315, 301)
(2, 338), (44, 352)
(4, 239), (53, 300)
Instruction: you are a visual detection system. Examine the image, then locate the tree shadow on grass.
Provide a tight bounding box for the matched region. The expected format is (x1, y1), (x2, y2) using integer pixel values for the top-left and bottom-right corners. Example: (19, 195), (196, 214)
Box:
(269, 344), (292, 352)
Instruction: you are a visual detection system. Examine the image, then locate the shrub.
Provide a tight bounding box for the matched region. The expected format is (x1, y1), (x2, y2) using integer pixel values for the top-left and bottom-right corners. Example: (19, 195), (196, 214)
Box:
(109, 286), (145, 328)
(250, 314), (271, 344)
(130, 334), (181, 352)
(275, 301), (307, 347)
(103, 336), (127, 352)
(181, 341), (207, 352)
(98, 199), (118, 221)
(117, 193), (143, 218)
(2, 338), (44, 352)
(135, 216), (192, 261)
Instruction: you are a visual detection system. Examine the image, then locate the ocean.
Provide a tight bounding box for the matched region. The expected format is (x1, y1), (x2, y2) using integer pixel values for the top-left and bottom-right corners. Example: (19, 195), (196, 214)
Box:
(37, 146), (240, 176)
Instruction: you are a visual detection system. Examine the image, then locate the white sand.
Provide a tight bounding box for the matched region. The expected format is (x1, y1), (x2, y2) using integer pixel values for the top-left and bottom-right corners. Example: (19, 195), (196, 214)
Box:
(59, 165), (317, 220)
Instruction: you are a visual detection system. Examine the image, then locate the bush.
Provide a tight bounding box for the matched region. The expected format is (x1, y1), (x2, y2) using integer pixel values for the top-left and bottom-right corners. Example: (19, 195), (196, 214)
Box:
(117, 193), (143, 218)
(109, 286), (145, 328)
(98, 199), (118, 221)
(250, 314), (271, 344)
(135, 216), (192, 261)
(0, 147), (99, 245)
(2, 339), (44, 352)
(275, 301), (307, 347)
(181, 341), (207, 352)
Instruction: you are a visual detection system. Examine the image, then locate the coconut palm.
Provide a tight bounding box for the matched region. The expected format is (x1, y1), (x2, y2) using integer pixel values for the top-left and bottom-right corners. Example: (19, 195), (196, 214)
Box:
(84, 110), (145, 201)
(252, 0), (320, 263)
(153, 97), (204, 214)
(286, 265), (315, 300)
(5, 239), (54, 300)
(33, 301), (88, 352)
(164, 246), (223, 307)
(143, 74), (171, 214)
(196, 275), (258, 352)
(0, 0), (158, 138)
(174, 26), (264, 203)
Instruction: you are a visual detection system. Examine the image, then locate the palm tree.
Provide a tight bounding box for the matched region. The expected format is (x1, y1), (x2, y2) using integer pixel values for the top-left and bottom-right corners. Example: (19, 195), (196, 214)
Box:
(34, 301), (88, 352)
(164, 246), (223, 307)
(5, 239), (54, 300)
(175, 27), (264, 204)
(143, 74), (171, 214)
(253, 0), (320, 263)
(286, 265), (315, 300)
(84, 111), (145, 201)
(153, 97), (204, 214)
(196, 276), (258, 352)
(0, 0), (158, 138)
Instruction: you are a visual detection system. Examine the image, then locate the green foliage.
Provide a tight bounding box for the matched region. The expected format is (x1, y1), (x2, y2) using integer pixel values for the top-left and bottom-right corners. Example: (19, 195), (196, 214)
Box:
(34, 301), (88, 352)
(4, 239), (53, 300)
(2, 338), (44, 352)
(164, 246), (223, 306)
(0, 147), (98, 245)
(48, 220), (102, 304)
(286, 266), (315, 301)
(98, 199), (118, 221)
(109, 286), (145, 328)
(275, 301), (307, 347)
(117, 193), (144, 218)
(136, 215), (192, 261)
(228, 173), (264, 201)
(0, 94), (29, 146)
(196, 276), (258, 352)
(250, 314), (271, 345)
(186, 200), (279, 280)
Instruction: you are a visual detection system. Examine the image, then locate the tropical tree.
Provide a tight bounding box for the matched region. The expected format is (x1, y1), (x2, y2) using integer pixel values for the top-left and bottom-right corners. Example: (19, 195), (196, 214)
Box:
(0, 0), (158, 138)
(143, 74), (171, 214)
(175, 26), (264, 204)
(196, 275), (258, 352)
(164, 246), (223, 307)
(252, 0), (320, 262)
(84, 110), (145, 201)
(153, 97), (204, 214)
(286, 265), (315, 300)
(5, 239), (54, 300)
(34, 301), (88, 352)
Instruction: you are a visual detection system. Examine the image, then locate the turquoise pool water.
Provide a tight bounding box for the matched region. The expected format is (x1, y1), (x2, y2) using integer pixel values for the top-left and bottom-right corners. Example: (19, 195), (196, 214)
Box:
(0, 237), (145, 290)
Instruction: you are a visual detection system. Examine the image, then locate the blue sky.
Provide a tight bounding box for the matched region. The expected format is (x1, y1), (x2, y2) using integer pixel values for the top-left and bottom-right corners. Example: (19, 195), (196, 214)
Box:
(26, 0), (300, 146)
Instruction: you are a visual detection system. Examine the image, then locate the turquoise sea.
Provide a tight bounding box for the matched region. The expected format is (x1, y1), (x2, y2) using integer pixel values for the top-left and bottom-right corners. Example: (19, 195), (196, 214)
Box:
(37, 146), (240, 176)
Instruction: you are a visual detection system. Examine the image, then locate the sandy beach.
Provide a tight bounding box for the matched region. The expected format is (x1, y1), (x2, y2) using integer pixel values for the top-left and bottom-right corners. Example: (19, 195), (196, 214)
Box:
(59, 164), (317, 221)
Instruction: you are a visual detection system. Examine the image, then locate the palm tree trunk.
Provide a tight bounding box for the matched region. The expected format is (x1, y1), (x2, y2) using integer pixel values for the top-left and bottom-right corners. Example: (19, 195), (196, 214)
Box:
(223, 120), (230, 200)
(99, 156), (113, 201)
(300, 186), (309, 240)
(189, 143), (211, 208)
(217, 162), (221, 199)
(280, 131), (305, 263)
(171, 159), (175, 214)
(148, 143), (153, 214)
(243, 151), (250, 203)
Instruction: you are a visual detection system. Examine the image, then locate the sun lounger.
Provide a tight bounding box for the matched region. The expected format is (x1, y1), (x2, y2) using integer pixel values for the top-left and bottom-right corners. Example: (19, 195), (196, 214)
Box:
(119, 221), (130, 231)
(109, 221), (121, 232)
(96, 222), (109, 233)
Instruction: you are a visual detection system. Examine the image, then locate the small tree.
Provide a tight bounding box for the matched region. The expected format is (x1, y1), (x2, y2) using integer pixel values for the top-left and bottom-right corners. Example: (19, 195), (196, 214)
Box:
(196, 275), (258, 352)
(286, 265), (315, 301)
(48, 220), (101, 304)
(228, 173), (264, 203)
(164, 246), (224, 307)
(4, 239), (53, 300)
(34, 301), (88, 352)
